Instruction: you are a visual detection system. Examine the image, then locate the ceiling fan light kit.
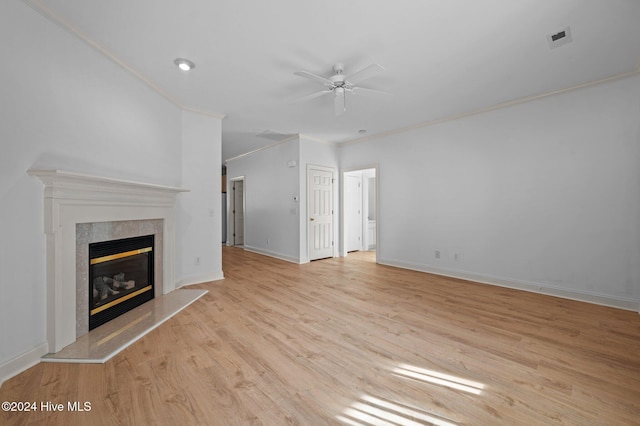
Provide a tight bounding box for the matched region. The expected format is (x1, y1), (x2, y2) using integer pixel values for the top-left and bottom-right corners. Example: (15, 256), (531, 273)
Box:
(293, 62), (388, 115)
(334, 86), (346, 115)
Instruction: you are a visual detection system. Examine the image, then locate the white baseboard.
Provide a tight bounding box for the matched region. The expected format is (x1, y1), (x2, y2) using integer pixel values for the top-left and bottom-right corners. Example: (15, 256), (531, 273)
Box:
(0, 342), (48, 388)
(379, 258), (640, 312)
(176, 271), (224, 288)
(243, 246), (303, 264)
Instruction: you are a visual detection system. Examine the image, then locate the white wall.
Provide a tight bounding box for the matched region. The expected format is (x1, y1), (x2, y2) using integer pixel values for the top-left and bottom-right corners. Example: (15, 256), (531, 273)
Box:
(176, 110), (223, 286)
(226, 138), (301, 262)
(0, 1), (221, 382)
(340, 75), (640, 309)
(225, 136), (339, 263)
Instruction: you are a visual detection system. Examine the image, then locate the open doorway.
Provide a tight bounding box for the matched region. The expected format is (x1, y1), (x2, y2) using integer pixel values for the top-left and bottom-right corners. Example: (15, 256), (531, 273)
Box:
(342, 166), (377, 262)
(229, 177), (245, 246)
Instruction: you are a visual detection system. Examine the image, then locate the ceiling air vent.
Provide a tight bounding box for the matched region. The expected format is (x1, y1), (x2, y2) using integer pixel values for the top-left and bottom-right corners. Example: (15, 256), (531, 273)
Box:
(256, 129), (295, 141)
(547, 26), (572, 49)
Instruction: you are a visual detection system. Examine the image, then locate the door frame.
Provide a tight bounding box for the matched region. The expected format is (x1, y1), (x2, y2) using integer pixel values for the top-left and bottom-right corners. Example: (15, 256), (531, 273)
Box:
(307, 164), (337, 261)
(228, 176), (245, 247)
(344, 172), (364, 252)
(341, 164), (379, 262)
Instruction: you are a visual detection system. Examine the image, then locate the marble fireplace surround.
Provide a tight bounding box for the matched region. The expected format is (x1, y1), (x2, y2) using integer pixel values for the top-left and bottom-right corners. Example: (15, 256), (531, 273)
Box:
(76, 219), (163, 338)
(28, 169), (188, 354)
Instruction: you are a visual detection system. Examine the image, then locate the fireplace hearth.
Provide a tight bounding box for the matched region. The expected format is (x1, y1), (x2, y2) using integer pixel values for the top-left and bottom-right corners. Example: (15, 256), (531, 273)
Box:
(89, 235), (155, 330)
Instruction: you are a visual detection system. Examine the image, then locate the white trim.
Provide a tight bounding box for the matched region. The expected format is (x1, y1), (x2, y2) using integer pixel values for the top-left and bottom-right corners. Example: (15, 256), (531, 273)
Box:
(224, 134), (332, 164)
(176, 272), (224, 288)
(181, 105), (226, 120)
(299, 133), (334, 145)
(27, 169), (187, 196)
(28, 169), (188, 353)
(0, 342), (48, 388)
(244, 245), (305, 264)
(22, 0), (225, 120)
(380, 258), (640, 312)
(225, 135), (298, 163)
(21, 0), (638, 148)
(340, 70), (640, 147)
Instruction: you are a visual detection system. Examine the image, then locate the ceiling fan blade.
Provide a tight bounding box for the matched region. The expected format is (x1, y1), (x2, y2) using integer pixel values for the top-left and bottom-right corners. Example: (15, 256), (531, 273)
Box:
(290, 89), (333, 104)
(334, 89), (345, 115)
(345, 63), (384, 85)
(351, 86), (392, 96)
(294, 70), (334, 87)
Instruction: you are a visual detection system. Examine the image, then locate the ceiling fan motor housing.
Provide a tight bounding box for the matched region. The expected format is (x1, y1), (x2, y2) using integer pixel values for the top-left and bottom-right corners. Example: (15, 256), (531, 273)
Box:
(331, 63), (348, 88)
(330, 74), (346, 87)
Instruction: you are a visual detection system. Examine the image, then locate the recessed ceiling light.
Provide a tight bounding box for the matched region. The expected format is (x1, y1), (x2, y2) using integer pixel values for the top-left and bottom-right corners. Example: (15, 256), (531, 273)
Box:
(174, 58), (195, 71)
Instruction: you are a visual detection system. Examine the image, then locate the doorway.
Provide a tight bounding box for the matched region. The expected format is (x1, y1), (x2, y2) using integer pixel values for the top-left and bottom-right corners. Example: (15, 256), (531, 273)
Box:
(230, 177), (245, 246)
(308, 165), (335, 260)
(342, 167), (378, 261)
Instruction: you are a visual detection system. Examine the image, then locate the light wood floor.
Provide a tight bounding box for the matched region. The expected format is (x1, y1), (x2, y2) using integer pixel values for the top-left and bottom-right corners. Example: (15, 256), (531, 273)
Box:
(2, 247), (640, 425)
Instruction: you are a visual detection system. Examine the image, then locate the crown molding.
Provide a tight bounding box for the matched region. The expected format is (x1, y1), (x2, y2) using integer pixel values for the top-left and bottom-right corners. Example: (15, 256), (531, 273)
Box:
(341, 69), (640, 148)
(225, 133), (334, 164)
(182, 105), (226, 120)
(299, 133), (334, 145)
(23, 0), (225, 120)
(225, 134), (299, 163)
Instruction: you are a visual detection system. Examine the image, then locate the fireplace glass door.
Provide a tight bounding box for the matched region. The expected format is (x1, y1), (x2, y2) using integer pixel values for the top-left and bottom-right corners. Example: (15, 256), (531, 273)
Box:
(89, 235), (154, 330)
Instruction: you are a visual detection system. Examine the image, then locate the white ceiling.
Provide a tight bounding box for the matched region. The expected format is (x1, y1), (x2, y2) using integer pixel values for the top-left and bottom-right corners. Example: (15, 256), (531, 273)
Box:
(28, 0), (640, 161)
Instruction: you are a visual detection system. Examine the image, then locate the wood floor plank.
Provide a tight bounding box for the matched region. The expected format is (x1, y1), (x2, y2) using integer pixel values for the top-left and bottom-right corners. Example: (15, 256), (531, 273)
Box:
(2, 246), (640, 425)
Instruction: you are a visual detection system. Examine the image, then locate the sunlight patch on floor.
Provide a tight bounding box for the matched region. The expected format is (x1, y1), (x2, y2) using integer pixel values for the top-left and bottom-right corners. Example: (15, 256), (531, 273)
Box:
(392, 363), (485, 395)
(336, 394), (458, 426)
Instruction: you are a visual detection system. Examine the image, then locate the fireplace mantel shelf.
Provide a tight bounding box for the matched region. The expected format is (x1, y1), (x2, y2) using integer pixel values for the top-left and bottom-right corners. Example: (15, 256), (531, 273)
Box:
(28, 169), (189, 201)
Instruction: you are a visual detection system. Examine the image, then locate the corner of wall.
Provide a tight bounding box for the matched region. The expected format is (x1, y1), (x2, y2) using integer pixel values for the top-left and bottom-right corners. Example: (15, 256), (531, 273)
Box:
(0, 342), (48, 388)
(244, 246), (303, 264)
(176, 271), (224, 288)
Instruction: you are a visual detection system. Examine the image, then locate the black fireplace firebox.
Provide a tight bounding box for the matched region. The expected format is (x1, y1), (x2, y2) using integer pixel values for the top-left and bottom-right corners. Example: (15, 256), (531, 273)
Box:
(89, 235), (154, 330)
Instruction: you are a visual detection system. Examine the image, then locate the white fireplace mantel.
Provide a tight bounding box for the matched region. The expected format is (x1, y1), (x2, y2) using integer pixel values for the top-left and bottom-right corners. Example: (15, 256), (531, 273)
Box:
(28, 169), (189, 353)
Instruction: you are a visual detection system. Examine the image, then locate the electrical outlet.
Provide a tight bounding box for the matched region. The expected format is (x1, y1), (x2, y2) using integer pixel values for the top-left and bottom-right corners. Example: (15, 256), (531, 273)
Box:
(454, 253), (460, 261)
(194, 257), (200, 266)
(435, 250), (440, 259)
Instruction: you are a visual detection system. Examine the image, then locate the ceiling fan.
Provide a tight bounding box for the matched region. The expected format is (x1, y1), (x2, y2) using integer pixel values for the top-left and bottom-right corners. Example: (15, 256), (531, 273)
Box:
(293, 63), (389, 115)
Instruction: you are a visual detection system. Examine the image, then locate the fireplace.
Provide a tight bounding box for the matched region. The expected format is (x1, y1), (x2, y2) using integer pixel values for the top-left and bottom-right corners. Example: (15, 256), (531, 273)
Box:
(89, 235), (155, 330)
(29, 169), (188, 353)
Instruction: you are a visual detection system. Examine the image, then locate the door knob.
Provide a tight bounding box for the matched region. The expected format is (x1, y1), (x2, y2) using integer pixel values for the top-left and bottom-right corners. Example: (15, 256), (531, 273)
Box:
(310, 218), (315, 221)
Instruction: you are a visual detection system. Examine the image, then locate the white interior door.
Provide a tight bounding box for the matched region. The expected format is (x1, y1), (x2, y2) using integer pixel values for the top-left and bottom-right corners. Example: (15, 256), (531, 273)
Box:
(308, 166), (334, 260)
(345, 173), (363, 252)
(232, 180), (244, 245)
